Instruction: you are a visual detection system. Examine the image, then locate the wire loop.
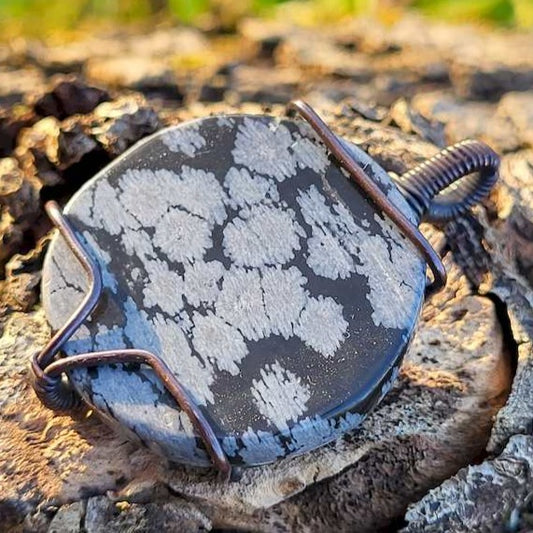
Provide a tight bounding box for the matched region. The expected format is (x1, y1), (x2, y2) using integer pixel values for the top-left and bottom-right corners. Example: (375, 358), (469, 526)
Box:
(397, 140), (499, 223)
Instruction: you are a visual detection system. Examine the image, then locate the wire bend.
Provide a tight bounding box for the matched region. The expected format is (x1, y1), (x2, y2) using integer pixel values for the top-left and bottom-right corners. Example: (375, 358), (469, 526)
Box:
(29, 201), (232, 482)
(397, 139), (499, 223)
(287, 99), (447, 296)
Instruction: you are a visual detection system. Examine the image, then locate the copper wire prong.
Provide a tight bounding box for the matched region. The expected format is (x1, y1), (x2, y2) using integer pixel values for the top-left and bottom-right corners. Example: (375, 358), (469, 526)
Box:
(30, 201), (233, 481)
(287, 99), (447, 296)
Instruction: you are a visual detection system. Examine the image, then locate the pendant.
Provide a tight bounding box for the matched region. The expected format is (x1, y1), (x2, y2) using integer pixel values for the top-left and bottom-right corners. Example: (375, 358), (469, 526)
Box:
(30, 101), (499, 481)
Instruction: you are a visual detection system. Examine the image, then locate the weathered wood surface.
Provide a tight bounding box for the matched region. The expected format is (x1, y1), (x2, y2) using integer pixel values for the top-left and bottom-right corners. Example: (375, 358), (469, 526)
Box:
(0, 15), (532, 533)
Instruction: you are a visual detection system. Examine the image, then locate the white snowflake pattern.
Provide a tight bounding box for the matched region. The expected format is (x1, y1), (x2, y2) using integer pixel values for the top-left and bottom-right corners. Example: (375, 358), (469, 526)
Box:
(153, 208), (212, 264)
(168, 166), (227, 226)
(215, 267), (270, 341)
(294, 296), (348, 357)
(119, 169), (176, 226)
(182, 260), (224, 307)
(251, 362), (311, 431)
(142, 258), (185, 315)
(191, 311), (248, 375)
(232, 117), (297, 180)
(223, 167), (279, 209)
(297, 184), (422, 329)
(161, 122), (206, 157)
(151, 313), (215, 405)
(261, 266), (308, 339)
(222, 204), (305, 267)
(43, 115), (421, 442)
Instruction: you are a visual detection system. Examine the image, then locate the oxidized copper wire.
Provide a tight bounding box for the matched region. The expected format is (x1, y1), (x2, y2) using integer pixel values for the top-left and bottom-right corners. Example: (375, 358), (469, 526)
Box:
(29, 100), (499, 481)
(397, 139), (499, 223)
(29, 201), (233, 481)
(287, 99), (448, 295)
(287, 100), (498, 295)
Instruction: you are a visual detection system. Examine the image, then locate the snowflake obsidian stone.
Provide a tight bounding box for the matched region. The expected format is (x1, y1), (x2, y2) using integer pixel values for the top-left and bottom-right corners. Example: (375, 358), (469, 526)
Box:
(41, 115), (425, 467)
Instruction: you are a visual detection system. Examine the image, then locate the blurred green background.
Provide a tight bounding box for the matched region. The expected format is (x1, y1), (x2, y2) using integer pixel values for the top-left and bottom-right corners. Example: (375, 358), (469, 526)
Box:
(1, 0), (532, 41)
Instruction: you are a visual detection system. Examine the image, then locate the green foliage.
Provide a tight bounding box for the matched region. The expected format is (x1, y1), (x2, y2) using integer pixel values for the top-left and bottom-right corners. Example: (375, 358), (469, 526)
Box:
(168, 0), (210, 24)
(0, 0), (530, 40)
(411, 0), (516, 26)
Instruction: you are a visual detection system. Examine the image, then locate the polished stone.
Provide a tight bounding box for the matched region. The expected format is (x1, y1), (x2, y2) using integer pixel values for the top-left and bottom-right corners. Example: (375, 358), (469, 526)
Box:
(41, 114), (425, 467)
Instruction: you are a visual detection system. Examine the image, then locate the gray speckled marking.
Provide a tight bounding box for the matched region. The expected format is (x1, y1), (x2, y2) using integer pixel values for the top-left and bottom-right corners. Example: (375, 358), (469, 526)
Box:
(222, 204), (305, 268)
(297, 184), (423, 329)
(251, 361), (311, 432)
(294, 295), (348, 357)
(223, 167), (280, 209)
(161, 122), (206, 157)
(42, 114), (425, 467)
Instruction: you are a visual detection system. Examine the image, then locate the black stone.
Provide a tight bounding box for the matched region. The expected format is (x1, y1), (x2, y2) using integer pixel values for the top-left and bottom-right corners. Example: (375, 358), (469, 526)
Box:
(42, 114), (425, 467)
